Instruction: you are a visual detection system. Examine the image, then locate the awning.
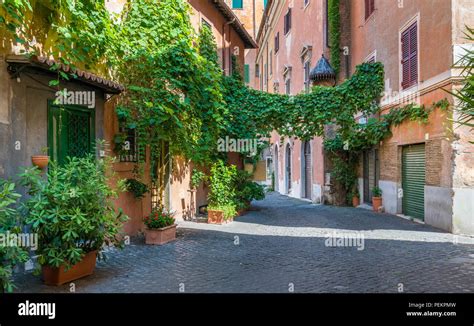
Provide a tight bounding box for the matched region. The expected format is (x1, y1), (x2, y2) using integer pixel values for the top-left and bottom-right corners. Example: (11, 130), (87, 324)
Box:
(6, 55), (124, 94)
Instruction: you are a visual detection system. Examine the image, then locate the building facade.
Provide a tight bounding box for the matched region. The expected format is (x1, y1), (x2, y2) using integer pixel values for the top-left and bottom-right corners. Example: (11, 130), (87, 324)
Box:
(348, 0), (474, 235)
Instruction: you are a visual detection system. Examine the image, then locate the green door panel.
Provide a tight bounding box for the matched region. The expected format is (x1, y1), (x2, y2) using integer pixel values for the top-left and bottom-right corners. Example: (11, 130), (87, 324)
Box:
(402, 144), (425, 220)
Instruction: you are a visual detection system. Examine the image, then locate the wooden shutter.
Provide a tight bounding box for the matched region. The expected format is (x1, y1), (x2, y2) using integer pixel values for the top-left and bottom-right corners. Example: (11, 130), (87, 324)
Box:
(365, 0), (375, 19)
(401, 22), (418, 89)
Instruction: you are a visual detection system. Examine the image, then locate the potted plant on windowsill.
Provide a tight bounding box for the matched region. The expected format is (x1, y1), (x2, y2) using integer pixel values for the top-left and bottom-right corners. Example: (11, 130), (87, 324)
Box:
(143, 207), (177, 245)
(207, 160), (237, 224)
(371, 186), (383, 212)
(19, 145), (128, 286)
(31, 147), (49, 169)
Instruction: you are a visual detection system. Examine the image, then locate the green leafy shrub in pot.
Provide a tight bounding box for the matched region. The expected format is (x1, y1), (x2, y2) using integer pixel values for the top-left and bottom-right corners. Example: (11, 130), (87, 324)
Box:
(126, 178), (149, 199)
(234, 169), (265, 209)
(207, 160), (237, 220)
(144, 207), (175, 229)
(0, 179), (29, 293)
(372, 186), (382, 197)
(19, 154), (128, 270)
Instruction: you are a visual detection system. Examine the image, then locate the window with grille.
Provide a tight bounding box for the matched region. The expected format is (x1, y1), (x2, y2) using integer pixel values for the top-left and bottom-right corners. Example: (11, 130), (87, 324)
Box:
(119, 123), (138, 162)
(284, 9), (292, 35)
(274, 32), (280, 53)
(401, 21), (418, 89)
(304, 61), (311, 93)
(365, 0), (375, 20)
(285, 79), (291, 95)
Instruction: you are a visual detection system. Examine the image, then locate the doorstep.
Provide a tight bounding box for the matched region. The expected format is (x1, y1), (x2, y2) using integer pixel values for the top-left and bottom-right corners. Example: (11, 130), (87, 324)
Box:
(396, 214), (425, 225)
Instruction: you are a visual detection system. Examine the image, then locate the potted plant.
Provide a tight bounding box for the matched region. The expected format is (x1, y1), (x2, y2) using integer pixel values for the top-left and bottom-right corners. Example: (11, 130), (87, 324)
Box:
(19, 147), (128, 286)
(371, 186), (383, 212)
(143, 207), (177, 245)
(31, 146), (49, 169)
(207, 160), (237, 224)
(352, 188), (360, 207)
(234, 169), (265, 216)
(0, 179), (29, 293)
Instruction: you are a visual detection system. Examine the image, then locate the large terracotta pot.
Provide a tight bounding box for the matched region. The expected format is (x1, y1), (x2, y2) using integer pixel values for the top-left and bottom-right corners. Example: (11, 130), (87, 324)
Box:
(145, 224), (177, 245)
(207, 209), (224, 224)
(31, 155), (49, 169)
(352, 196), (360, 207)
(42, 250), (97, 286)
(372, 197), (382, 212)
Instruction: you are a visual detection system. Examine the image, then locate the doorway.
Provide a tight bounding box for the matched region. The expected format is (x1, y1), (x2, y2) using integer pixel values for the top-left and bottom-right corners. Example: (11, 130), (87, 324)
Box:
(285, 144), (292, 194)
(302, 141), (311, 199)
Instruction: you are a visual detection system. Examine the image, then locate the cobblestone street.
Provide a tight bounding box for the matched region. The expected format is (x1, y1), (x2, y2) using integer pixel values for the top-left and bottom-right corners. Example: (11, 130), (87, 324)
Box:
(14, 192), (474, 293)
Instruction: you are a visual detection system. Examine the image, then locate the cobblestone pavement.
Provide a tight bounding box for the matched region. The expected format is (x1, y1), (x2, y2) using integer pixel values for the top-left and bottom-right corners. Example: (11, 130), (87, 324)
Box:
(13, 192), (474, 293)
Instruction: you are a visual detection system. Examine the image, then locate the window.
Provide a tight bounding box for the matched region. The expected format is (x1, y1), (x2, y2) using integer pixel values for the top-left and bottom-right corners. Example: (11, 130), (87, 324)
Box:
(274, 32), (280, 53)
(255, 63), (260, 77)
(285, 79), (291, 95)
(244, 64), (250, 84)
(365, 0), (375, 20)
(264, 63), (268, 87)
(284, 9), (292, 35)
(264, 0), (268, 7)
(232, 0), (243, 9)
(401, 22), (418, 89)
(304, 0), (310, 7)
(304, 61), (311, 93)
(118, 124), (138, 163)
(269, 50), (273, 76)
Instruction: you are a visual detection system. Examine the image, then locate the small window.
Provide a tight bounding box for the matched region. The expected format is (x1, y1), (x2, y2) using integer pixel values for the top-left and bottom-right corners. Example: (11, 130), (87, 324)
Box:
(264, 63), (268, 86)
(118, 123), (138, 163)
(274, 32), (280, 53)
(232, 0), (243, 9)
(284, 9), (292, 35)
(255, 63), (260, 77)
(244, 64), (250, 84)
(401, 21), (418, 89)
(269, 50), (273, 76)
(285, 79), (291, 95)
(264, 0), (268, 7)
(365, 0), (375, 20)
(304, 0), (310, 7)
(304, 61), (311, 93)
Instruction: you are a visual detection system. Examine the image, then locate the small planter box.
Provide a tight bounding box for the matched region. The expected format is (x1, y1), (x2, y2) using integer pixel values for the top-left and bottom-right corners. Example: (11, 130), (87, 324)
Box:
(42, 250), (97, 286)
(145, 224), (177, 245)
(207, 209), (233, 224)
(31, 155), (49, 169)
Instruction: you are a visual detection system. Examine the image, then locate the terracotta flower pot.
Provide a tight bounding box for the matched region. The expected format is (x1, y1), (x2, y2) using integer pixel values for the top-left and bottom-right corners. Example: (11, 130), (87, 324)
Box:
(42, 250), (97, 286)
(207, 209), (224, 224)
(145, 224), (177, 245)
(31, 155), (49, 169)
(352, 196), (360, 207)
(237, 208), (247, 217)
(372, 196), (382, 212)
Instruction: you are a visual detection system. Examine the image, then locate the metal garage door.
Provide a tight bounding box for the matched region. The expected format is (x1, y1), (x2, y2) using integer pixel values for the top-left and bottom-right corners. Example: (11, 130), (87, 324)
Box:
(402, 144), (425, 220)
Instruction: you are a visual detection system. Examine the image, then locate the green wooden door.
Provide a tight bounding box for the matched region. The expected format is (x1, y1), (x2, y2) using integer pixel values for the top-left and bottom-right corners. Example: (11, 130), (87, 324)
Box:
(402, 144), (425, 219)
(48, 103), (95, 164)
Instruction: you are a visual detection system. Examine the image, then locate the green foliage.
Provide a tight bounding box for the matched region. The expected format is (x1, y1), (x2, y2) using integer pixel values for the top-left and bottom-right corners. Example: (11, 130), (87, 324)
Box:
(328, 0), (341, 75)
(191, 169), (207, 189)
(19, 154), (128, 269)
(0, 180), (29, 293)
(207, 161), (237, 220)
(233, 170), (265, 209)
(451, 26), (474, 130)
(372, 186), (382, 197)
(126, 178), (149, 199)
(143, 208), (175, 229)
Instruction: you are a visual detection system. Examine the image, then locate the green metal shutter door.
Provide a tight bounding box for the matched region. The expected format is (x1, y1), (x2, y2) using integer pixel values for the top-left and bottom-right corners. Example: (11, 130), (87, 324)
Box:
(402, 144), (425, 219)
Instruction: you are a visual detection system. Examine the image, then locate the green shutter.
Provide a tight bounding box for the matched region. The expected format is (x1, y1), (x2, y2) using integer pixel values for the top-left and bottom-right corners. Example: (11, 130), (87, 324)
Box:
(48, 102), (95, 165)
(402, 144), (425, 219)
(244, 64), (250, 83)
(264, 0), (268, 7)
(232, 0), (243, 9)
